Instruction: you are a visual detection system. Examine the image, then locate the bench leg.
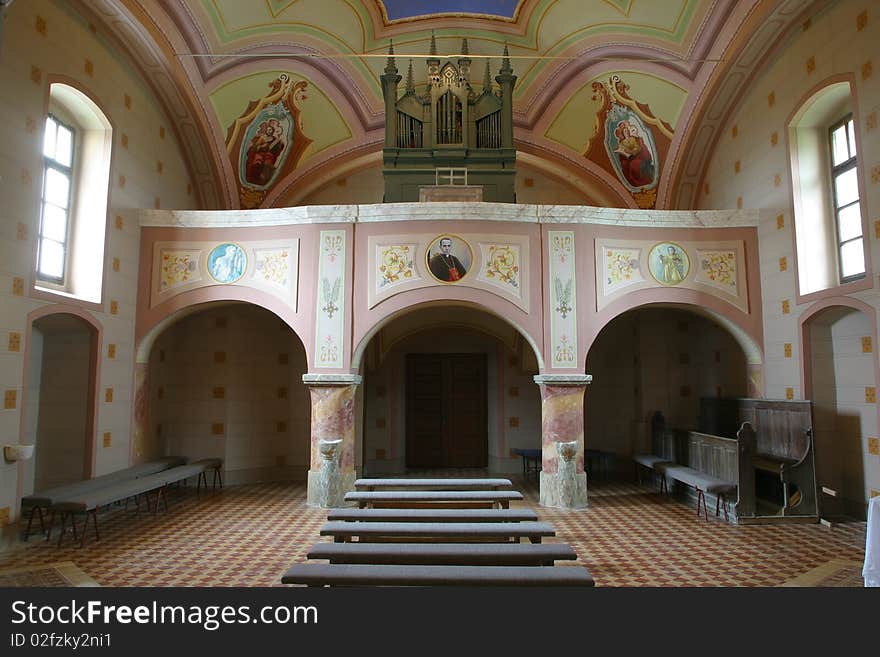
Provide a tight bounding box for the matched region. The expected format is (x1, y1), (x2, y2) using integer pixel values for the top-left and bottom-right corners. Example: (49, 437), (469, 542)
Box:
(23, 506), (47, 542)
(715, 494), (729, 521)
(45, 509), (56, 543)
(696, 488), (708, 521)
(155, 486), (168, 513)
(213, 467), (222, 489)
(80, 509), (99, 548)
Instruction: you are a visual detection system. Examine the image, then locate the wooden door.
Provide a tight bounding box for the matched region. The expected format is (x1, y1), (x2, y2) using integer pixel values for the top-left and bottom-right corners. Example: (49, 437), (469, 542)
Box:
(405, 354), (487, 468)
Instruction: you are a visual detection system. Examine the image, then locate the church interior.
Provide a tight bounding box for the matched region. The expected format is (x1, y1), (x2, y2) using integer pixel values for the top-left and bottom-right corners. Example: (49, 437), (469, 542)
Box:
(0, 0), (878, 588)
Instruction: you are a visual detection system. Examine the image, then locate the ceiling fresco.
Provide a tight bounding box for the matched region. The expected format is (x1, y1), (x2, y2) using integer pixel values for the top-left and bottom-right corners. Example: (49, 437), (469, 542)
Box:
(75, 0), (823, 210)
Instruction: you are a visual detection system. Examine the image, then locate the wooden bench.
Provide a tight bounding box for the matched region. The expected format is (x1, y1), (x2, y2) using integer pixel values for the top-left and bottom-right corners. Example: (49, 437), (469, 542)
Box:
(511, 449), (541, 481)
(281, 563), (595, 587)
(320, 520), (555, 543)
(344, 490), (524, 509)
(632, 454), (674, 485)
(49, 458), (223, 547)
(354, 477), (513, 491)
(306, 541), (577, 566)
(326, 508), (538, 523)
(660, 465), (736, 521)
(20, 456), (187, 540)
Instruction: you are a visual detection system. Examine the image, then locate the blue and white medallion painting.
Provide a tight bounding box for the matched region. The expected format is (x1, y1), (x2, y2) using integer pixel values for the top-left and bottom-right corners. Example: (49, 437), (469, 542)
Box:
(208, 243), (247, 284)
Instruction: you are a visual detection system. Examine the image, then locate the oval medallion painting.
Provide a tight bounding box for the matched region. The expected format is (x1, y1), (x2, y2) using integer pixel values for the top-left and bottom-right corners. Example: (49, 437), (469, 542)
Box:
(648, 242), (689, 286)
(208, 243), (247, 284)
(426, 235), (472, 283)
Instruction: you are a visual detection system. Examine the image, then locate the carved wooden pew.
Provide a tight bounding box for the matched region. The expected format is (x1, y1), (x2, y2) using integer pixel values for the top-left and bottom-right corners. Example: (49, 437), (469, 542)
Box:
(326, 508), (538, 523)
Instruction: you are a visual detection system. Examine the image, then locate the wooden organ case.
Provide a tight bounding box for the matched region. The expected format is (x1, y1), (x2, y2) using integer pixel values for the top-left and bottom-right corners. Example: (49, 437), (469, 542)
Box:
(381, 37), (517, 203)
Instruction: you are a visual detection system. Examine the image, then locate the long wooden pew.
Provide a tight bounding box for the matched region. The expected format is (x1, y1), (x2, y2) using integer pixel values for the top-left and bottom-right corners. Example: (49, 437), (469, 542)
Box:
(326, 508), (538, 523)
(320, 520), (555, 543)
(281, 563), (595, 587)
(354, 478), (513, 491)
(306, 541), (577, 566)
(20, 456), (186, 540)
(344, 490), (524, 509)
(49, 458), (223, 547)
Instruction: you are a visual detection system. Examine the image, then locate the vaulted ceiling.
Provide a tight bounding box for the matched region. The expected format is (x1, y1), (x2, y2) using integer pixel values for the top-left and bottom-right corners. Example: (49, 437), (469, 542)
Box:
(73, 0), (822, 210)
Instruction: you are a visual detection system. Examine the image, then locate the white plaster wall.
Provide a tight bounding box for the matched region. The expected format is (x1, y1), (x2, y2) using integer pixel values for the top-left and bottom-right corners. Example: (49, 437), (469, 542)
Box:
(701, 0), (880, 502)
(33, 328), (90, 490)
(0, 0), (199, 526)
(148, 305), (311, 484)
(586, 308), (748, 464)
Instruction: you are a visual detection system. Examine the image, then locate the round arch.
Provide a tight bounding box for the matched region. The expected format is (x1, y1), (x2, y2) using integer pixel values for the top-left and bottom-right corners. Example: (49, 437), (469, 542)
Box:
(136, 287), (308, 364)
(19, 304), (103, 503)
(351, 299), (545, 372)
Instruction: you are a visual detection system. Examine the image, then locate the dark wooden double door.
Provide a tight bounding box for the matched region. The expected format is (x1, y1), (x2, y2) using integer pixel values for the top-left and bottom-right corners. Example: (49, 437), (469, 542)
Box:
(405, 354), (487, 468)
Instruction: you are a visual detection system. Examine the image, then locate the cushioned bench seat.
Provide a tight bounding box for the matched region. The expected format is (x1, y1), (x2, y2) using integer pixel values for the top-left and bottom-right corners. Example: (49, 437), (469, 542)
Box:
(660, 465), (736, 521)
(344, 490), (524, 509)
(354, 478), (513, 490)
(320, 520), (556, 543)
(281, 563), (595, 587)
(19, 456), (187, 540)
(306, 541), (577, 566)
(326, 508), (538, 523)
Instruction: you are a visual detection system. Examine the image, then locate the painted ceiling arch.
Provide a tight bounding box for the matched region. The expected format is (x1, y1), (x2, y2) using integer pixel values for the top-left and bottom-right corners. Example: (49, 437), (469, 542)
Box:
(74, 0), (824, 210)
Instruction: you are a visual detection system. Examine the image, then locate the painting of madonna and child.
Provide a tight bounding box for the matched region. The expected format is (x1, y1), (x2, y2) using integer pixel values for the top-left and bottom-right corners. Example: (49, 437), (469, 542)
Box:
(426, 235), (472, 283)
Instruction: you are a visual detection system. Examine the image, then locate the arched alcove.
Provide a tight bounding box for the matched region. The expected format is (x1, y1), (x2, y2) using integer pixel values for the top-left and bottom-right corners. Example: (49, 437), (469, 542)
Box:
(802, 302), (877, 519)
(23, 311), (100, 492)
(144, 302), (311, 485)
(585, 305), (750, 471)
(356, 303), (542, 475)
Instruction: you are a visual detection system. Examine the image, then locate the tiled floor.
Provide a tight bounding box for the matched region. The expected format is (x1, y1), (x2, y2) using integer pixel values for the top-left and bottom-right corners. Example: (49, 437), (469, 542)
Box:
(0, 477), (867, 587)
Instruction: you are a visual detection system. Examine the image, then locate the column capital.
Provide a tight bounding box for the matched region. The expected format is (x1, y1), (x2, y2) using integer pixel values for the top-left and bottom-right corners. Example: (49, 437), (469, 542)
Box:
(302, 373), (363, 386)
(533, 374), (592, 386)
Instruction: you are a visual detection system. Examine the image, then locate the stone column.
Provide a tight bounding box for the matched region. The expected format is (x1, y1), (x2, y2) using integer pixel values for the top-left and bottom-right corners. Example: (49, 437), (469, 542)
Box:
(533, 374), (592, 509)
(315, 439), (343, 508)
(303, 374), (362, 507)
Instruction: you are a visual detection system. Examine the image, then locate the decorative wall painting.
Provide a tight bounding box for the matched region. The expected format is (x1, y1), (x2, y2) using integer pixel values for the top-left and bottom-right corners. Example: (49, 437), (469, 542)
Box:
(208, 243), (247, 283)
(225, 74), (313, 209)
(583, 75), (673, 209)
(603, 246), (642, 295)
(647, 242), (689, 286)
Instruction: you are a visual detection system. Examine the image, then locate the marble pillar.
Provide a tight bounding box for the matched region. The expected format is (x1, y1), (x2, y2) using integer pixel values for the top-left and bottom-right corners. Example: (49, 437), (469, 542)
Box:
(534, 374), (591, 509)
(303, 373), (362, 507)
(131, 362), (149, 464)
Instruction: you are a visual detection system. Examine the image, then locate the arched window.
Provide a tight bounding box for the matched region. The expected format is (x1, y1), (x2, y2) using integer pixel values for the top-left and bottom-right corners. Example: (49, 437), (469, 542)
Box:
(35, 82), (112, 304)
(788, 77), (868, 297)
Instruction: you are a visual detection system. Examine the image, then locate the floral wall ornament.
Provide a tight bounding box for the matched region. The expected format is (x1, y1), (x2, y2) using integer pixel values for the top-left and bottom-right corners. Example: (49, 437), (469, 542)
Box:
(159, 249), (201, 291)
(378, 245), (416, 288)
(554, 278), (573, 318)
(482, 244), (520, 289)
(314, 230), (345, 369)
(548, 231), (577, 368)
(604, 247), (643, 295)
(224, 74), (312, 209)
(696, 249), (738, 292)
(321, 277), (341, 318)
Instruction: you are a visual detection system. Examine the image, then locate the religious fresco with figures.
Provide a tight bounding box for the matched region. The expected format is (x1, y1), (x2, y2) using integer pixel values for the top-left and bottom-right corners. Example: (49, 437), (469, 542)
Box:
(150, 240), (299, 309)
(368, 234), (529, 311)
(223, 74), (313, 209)
(595, 239), (747, 313)
(583, 76), (674, 209)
